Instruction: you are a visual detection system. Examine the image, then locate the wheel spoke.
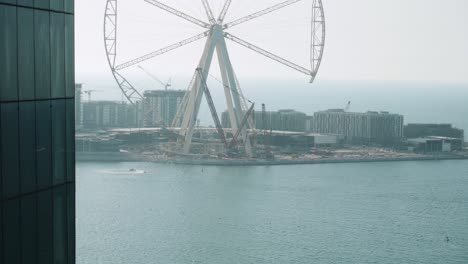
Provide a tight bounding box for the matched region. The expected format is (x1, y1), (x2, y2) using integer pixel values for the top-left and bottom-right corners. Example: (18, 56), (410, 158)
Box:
(218, 0), (232, 23)
(224, 33), (312, 77)
(201, 0), (216, 24)
(115, 31), (209, 70)
(144, 0), (211, 28)
(223, 0), (303, 29)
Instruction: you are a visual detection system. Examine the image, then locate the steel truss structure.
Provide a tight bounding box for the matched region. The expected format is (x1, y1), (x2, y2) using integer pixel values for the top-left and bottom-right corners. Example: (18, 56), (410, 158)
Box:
(104, 0), (326, 156)
(104, 0), (144, 104)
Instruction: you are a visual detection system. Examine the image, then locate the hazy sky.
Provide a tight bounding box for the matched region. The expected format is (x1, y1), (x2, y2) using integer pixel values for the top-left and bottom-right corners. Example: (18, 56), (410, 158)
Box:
(76, 0), (468, 85)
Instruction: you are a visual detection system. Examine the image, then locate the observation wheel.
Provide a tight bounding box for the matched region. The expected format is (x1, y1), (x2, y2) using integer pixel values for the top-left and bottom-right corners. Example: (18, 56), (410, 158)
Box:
(104, 0), (326, 155)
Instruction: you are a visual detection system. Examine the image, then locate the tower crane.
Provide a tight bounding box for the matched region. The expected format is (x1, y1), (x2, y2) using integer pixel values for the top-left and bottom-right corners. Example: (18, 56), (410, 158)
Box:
(345, 101), (351, 112)
(83, 90), (104, 102)
(138, 65), (171, 91)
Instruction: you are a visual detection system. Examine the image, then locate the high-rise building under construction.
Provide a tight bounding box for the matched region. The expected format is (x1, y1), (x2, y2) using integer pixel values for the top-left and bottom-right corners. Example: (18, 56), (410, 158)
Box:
(143, 90), (186, 127)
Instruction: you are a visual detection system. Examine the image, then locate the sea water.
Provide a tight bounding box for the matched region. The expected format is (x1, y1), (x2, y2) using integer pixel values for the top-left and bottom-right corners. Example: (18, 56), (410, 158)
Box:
(77, 160), (468, 264)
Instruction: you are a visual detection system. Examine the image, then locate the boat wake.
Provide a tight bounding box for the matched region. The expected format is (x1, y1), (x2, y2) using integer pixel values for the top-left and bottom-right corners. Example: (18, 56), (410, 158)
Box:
(101, 169), (146, 175)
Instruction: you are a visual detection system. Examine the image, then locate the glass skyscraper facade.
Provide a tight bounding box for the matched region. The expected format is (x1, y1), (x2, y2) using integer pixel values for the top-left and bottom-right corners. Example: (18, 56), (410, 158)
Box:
(0, 0), (75, 263)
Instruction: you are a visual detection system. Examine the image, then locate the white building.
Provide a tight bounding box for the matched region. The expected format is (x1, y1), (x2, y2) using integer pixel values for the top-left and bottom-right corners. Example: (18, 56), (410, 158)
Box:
(313, 109), (404, 145)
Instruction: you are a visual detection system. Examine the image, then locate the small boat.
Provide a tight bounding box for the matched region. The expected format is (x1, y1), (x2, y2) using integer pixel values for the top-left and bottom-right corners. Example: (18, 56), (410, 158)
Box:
(102, 169), (146, 175)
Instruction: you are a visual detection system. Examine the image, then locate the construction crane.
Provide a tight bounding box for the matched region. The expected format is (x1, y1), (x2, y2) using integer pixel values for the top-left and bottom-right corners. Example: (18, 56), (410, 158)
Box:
(262, 104), (274, 159)
(345, 101), (351, 112)
(138, 65), (171, 91)
(138, 65), (173, 127)
(196, 68), (228, 149)
(229, 103), (255, 149)
(83, 90), (103, 102)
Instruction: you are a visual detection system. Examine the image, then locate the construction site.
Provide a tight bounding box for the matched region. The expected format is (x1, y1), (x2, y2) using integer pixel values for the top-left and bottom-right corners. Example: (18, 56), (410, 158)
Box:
(80, 0), (468, 164)
(95, 0), (327, 162)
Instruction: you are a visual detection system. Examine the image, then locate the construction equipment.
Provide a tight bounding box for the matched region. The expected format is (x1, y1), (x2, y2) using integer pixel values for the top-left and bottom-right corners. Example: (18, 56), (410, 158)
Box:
(105, 0), (326, 155)
(262, 104), (274, 159)
(345, 101), (351, 112)
(229, 103), (255, 149)
(196, 68), (228, 149)
(138, 65), (171, 91)
(83, 90), (103, 102)
(138, 65), (173, 127)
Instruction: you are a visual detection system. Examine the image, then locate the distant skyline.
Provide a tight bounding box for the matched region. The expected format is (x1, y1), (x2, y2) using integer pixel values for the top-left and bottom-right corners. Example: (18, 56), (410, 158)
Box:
(76, 0), (468, 86)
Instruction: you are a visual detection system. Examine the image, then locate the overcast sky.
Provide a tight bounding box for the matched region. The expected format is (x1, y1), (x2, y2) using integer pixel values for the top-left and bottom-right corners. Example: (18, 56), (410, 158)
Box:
(76, 0), (468, 85)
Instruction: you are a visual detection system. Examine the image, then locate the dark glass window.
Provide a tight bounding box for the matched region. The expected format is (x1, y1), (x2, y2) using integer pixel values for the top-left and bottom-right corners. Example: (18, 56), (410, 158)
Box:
(21, 193), (38, 264)
(38, 189), (53, 264)
(1, 103), (19, 198)
(54, 185), (67, 263)
(52, 100), (66, 184)
(0, 0), (17, 6)
(0, 203), (2, 261)
(18, 0), (34, 7)
(18, 7), (36, 100)
(0, 107), (2, 200)
(65, 0), (74, 13)
(34, 0), (49, 9)
(35, 10), (51, 99)
(66, 99), (75, 182)
(67, 184), (75, 263)
(65, 14), (75, 97)
(20, 101), (37, 194)
(51, 12), (65, 98)
(3, 199), (21, 264)
(36, 100), (52, 189)
(50, 0), (64, 12)
(0, 5), (18, 101)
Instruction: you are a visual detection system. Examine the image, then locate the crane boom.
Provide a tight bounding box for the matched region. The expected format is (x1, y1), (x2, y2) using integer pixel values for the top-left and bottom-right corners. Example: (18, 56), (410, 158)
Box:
(144, 0), (210, 28)
(196, 68), (228, 148)
(225, 33), (313, 77)
(229, 103), (255, 149)
(115, 31), (209, 70)
(138, 65), (171, 90)
(224, 0), (303, 29)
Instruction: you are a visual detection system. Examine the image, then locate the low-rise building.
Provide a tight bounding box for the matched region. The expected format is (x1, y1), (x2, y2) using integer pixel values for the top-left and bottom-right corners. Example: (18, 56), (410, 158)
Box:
(255, 130), (337, 150)
(306, 133), (338, 147)
(407, 136), (463, 152)
(404, 124), (464, 142)
(222, 109), (307, 132)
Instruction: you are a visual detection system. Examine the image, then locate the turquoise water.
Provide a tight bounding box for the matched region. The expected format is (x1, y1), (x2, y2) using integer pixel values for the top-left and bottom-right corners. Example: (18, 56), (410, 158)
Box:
(77, 160), (468, 264)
